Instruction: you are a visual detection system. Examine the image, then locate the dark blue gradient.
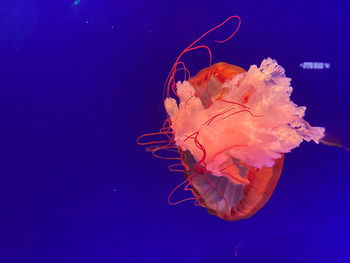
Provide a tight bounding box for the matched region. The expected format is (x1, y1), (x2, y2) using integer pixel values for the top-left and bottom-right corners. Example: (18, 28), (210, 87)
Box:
(1, 1), (349, 262)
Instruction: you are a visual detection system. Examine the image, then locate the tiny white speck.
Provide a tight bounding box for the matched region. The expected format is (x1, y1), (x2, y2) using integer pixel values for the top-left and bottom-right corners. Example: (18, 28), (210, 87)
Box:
(85, 20), (89, 24)
(112, 25), (114, 29)
(113, 188), (117, 192)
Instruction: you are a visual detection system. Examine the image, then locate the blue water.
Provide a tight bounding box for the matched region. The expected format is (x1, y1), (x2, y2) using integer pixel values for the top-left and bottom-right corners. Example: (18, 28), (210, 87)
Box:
(1, 1), (349, 262)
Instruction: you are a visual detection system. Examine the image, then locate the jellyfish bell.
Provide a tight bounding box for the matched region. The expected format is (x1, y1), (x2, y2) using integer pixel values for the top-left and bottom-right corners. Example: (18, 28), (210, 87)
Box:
(164, 58), (325, 221)
(181, 149), (284, 221)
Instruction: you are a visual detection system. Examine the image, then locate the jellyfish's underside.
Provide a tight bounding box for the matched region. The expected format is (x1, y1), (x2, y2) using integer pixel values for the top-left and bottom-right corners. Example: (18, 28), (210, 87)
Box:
(182, 150), (284, 221)
(177, 62), (285, 220)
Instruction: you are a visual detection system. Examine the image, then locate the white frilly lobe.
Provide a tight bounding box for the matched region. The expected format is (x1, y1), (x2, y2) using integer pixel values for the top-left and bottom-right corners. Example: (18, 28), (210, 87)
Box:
(164, 58), (325, 173)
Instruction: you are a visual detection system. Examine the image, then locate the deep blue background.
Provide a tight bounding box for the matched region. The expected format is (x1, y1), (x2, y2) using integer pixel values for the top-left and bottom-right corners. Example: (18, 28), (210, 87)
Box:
(1, 1), (349, 262)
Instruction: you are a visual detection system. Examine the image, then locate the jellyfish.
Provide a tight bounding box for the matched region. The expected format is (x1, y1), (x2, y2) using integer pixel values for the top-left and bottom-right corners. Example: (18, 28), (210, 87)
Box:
(138, 16), (325, 221)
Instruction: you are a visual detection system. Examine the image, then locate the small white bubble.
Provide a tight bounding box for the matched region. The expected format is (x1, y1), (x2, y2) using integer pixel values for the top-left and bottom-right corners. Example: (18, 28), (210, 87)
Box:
(85, 20), (89, 24)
